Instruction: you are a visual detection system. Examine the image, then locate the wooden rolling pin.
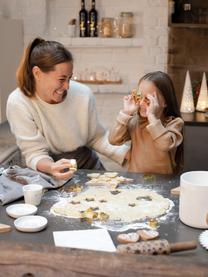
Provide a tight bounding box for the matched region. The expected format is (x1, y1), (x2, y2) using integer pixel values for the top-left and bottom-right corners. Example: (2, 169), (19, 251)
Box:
(0, 223), (11, 233)
(170, 186), (180, 196)
(117, 239), (197, 255)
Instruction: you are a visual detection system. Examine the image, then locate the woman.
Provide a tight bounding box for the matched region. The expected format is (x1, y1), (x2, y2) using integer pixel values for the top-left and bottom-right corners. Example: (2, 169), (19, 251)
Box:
(7, 37), (128, 180)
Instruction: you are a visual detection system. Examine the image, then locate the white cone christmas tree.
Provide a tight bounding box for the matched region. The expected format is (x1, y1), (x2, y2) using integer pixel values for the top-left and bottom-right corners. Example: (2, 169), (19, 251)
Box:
(196, 72), (208, 112)
(180, 70), (195, 113)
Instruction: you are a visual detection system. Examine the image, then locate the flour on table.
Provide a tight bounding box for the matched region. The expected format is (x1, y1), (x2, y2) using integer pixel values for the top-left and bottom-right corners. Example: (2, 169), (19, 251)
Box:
(50, 186), (170, 222)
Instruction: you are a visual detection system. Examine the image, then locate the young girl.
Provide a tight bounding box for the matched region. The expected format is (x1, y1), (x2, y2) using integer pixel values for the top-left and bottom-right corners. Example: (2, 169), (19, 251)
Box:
(109, 71), (184, 174)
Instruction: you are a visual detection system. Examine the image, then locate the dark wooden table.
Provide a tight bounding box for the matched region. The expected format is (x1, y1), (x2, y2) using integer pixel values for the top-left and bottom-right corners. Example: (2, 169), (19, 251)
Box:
(181, 111), (208, 126)
(0, 170), (207, 276)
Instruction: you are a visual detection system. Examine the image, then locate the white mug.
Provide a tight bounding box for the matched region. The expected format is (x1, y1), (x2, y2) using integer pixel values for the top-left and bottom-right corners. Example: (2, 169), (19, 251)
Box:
(179, 171), (208, 229)
(23, 184), (43, 206)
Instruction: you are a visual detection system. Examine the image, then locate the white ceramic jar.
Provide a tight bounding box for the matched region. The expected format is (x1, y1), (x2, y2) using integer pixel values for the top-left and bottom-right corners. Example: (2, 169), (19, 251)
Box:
(179, 171), (208, 228)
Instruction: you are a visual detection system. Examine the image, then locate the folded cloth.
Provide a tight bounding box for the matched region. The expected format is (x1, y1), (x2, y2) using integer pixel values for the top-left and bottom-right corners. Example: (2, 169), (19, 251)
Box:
(0, 165), (67, 205)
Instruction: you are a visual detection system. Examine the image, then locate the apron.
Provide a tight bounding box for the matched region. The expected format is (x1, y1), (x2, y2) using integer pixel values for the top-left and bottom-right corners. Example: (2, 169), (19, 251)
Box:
(51, 146), (105, 170)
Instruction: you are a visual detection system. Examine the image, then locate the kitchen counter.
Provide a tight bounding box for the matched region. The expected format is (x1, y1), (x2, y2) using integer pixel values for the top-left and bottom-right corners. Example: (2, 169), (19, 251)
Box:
(181, 111), (208, 126)
(181, 112), (208, 171)
(0, 170), (207, 276)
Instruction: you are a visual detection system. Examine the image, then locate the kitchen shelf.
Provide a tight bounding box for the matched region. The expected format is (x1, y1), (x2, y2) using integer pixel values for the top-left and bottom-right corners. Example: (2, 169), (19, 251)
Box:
(73, 79), (122, 85)
(51, 37), (143, 48)
(169, 64), (208, 72)
(170, 23), (208, 29)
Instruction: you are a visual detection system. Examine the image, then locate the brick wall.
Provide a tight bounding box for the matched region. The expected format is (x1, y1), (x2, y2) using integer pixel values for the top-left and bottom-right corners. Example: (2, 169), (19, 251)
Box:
(168, 27), (208, 104)
(0, 0), (169, 92)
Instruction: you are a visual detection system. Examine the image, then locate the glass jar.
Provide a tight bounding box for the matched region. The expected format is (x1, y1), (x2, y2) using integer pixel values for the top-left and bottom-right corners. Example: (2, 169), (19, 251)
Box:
(183, 3), (194, 24)
(118, 12), (134, 38)
(100, 17), (114, 38)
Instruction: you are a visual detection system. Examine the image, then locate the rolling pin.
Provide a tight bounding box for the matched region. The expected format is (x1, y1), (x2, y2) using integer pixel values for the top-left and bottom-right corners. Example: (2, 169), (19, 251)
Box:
(117, 239), (197, 255)
(170, 186), (180, 196)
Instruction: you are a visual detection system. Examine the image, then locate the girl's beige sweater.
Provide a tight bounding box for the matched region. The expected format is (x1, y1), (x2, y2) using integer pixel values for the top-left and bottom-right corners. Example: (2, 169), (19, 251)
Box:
(109, 111), (184, 174)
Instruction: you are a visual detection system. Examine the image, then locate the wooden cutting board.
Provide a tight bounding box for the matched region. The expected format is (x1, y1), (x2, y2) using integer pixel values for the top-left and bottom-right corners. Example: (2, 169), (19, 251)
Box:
(170, 186), (180, 196)
(0, 223), (11, 233)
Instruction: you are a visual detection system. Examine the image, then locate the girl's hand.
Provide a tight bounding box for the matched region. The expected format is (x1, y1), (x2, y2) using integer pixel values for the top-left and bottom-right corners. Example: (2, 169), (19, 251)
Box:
(123, 95), (139, 116)
(50, 159), (75, 180)
(146, 92), (161, 123)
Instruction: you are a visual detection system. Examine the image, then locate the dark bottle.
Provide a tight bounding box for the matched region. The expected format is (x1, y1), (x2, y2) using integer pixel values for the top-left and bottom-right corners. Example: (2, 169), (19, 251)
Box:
(171, 0), (184, 23)
(89, 0), (98, 37)
(79, 0), (88, 37)
(169, 0), (175, 23)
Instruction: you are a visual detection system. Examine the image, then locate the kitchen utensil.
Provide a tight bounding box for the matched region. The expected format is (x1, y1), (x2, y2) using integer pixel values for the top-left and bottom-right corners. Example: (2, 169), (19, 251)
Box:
(170, 186), (180, 195)
(0, 223), (11, 233)
(117, 239), (197, 255)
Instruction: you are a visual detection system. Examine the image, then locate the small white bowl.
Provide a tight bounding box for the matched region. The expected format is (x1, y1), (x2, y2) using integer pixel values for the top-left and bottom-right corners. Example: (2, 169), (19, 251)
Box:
(6, 203), (37, 219)
(14, 215), (48, 232)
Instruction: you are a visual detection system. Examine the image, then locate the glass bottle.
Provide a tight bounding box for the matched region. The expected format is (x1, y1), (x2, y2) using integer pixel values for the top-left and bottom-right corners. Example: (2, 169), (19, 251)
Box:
(100, 18), (114, 38)
(169, 0), (175, 23)
(89, 0), (98, 37)
(183, 3), (193, 24)
(79, 0), (88, 37)
(118, 12), (134, 38)
(173, 0), (184, 23)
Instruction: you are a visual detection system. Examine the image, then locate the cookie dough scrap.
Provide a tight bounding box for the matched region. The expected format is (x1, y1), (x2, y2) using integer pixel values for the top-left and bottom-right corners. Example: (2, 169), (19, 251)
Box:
(51, 187), (171, 222)
(87, 173), (101, 179)
(104, 172), (118, 178)
(86, 172), (133, 188)
(117, 232), (139, 244)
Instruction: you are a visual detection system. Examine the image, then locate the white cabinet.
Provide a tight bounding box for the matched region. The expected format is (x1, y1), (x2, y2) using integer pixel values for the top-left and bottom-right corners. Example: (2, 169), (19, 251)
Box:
(0, 18), (23, 123)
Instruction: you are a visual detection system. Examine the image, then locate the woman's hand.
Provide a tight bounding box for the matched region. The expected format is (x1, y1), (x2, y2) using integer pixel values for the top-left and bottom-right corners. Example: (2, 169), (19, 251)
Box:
(50, 159), (76, 180)
(122, 95), (139, 116)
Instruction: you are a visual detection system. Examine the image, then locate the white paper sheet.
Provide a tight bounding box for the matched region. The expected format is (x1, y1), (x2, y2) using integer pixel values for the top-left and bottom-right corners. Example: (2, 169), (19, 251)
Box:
(53, 229), (116, 252)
